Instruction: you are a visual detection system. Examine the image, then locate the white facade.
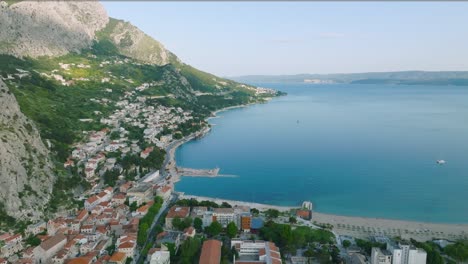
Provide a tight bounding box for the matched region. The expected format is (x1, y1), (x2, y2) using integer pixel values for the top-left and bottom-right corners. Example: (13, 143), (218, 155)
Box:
(150, 250), (170, 264)
(408, 249), (427, 264)
(213, 208), (236, 228)
(371, 248), (392, 264)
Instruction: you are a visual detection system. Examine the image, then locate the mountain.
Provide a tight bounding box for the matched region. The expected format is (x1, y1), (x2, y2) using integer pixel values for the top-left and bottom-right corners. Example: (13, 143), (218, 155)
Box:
(230, 71), (468, 86)
(0, 0), (279, 229)
(0, 79), (55, 222)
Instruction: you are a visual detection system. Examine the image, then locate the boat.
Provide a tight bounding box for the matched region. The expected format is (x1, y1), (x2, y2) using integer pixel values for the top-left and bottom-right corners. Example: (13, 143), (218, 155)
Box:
(436, 160), (446, 165)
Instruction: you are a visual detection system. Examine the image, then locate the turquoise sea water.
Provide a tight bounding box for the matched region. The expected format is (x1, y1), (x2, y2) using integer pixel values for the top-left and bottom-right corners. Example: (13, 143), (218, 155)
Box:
(175, 83), (468, 223)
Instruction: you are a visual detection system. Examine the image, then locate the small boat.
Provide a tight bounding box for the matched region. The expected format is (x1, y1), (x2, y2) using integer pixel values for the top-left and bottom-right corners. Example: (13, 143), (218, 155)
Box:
(436, 160), (446, 165)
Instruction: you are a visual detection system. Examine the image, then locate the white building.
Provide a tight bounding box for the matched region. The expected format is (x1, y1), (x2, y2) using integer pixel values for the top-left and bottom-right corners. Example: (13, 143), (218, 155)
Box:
(387, 242), (427, 264)
(150, 249), (170, 264)
(371, 248), (392, 264)
(387, 243), (403, 264)
(212, 208), (236, 228)
(408, 248), (427, 264)
(231, 240), (282, 264)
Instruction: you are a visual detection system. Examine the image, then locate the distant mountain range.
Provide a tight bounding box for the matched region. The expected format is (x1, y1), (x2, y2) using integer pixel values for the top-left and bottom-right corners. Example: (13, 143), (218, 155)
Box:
(229, 71), (468, 86)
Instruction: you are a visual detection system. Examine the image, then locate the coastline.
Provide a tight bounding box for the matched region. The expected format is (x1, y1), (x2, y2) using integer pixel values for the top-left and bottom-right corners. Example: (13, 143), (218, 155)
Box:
(162, 102), (256, 182)
(163, 99), (468, 242)
(178, 194), (468, 242)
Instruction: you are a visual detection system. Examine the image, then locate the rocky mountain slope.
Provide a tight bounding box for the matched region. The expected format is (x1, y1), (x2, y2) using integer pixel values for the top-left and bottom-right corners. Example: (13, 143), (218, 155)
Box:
(0, 79), (54, 222)
(0, 1), (108, 58)
(98, 18), (173, 66)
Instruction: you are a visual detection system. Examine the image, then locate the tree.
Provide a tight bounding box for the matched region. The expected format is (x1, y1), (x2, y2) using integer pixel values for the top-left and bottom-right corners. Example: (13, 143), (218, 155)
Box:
(194, 217), (203, 232)
(265, 209), (280, 219)
(250, 208), (260, 216)
(343, 240), (351, 248)
(205, 221), (223, 237)
(289, 216), (297, 224)
(129, 201), (138, 212)
(180, 237), (202, 263)
(137, 223), (149, 245)
(221, 202), (232, 208)
(226, 222), (237, 238)
(25, 235), (41, 247)
(172, 217), (192, 231)
(445, 242), (468, 263)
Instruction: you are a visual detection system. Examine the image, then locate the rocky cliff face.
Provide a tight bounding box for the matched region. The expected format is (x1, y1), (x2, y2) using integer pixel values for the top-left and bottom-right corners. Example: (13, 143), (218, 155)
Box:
(0, 80), (55, 220)
(105, 19), (173, 66)
(0, 1), (108, 58)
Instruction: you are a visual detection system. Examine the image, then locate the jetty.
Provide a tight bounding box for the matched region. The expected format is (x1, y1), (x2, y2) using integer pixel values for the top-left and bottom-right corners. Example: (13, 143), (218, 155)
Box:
(176, 167), (220, 177)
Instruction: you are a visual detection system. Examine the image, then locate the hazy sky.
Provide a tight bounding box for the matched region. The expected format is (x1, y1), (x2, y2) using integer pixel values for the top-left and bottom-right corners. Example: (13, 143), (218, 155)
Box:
(102, 2), (468, 76)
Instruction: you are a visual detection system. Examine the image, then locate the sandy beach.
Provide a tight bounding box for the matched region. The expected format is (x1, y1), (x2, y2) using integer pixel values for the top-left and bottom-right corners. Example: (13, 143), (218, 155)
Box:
(179, 194), (468, 242)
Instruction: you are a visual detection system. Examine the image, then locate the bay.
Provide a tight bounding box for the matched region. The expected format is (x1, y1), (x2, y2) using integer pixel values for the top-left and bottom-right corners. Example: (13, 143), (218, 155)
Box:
(175, 83), (468, 223)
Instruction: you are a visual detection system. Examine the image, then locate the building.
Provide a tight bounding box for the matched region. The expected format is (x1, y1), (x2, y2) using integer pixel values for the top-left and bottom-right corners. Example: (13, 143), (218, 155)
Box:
(408, 249), (427, 264)
(349, 253), (367, 264)
(109, 252), (127, 264)
(231, 240), (282, 264)
(371, 248), (392, 264)
(140, 147), (154, 159)
(33, 234), (67, 264)
(302, 201), (313, 211)
(117, 241), (136, 259)
(250, 217), (264, 234)
(120, 182), (132, 193)
(165, 206), (190, 229)
(149, 248), (170, 264)
(240, 213), (252, 232)
(212, 208), (236, 228)
(296, 209), (312, 220)
(156, 185), (172, 201)
(199, 240), (222, 264)
(387, 242), (403, 264)
(84, 195), (100, 211)
(26, 222), (47, 236)
(127, 183), (153, 203)
(387, 242), (427, 264)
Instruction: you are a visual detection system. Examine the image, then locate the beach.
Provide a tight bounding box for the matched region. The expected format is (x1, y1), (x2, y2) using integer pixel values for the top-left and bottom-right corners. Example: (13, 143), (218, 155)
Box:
(178, 194), (468, 242)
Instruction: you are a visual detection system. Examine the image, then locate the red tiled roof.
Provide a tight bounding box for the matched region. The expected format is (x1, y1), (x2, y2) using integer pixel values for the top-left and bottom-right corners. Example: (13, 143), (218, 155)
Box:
(86, 195), (98, 204)
(40, 234), (66, 251)
(161, 185), (171, 193)
(136, 204), (149, 213)
(166, 206), (190, 218)
(199, 240), (222, 264)
(118, 241), (135, 249)
(148, 248), (160, 255)
(5, 233), (21, 243)
(109, 252), (126, 262)
(77, 209), (88, 220)
(113, 193), (126, 199)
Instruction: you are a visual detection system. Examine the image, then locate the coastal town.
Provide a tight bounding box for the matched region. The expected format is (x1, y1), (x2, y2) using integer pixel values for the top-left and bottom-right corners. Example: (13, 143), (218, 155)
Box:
(2, 58), (468, 264)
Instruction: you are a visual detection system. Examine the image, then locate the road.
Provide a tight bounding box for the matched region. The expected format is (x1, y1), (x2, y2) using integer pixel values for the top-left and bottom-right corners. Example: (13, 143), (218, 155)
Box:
(135, 193), (179, 264)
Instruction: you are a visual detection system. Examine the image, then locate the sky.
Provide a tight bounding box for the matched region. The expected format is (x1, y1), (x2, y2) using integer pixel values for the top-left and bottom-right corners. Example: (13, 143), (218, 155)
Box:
(102, 1), (468, 77)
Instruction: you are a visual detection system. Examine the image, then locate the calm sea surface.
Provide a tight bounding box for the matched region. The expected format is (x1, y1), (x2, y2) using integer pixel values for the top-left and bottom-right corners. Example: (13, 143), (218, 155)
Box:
(175, 83), (468, 223)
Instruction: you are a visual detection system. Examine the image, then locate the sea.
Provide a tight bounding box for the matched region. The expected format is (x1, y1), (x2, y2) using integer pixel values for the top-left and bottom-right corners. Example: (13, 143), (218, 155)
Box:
(175, 83), (468, 223)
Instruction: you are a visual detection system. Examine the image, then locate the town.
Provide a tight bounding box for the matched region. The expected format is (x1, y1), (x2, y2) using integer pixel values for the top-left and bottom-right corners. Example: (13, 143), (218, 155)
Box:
(0, 61), (465, 264)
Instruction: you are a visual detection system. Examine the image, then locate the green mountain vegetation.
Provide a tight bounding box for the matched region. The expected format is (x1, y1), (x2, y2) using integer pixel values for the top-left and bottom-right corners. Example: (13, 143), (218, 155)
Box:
(0, 22), (280, 219)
